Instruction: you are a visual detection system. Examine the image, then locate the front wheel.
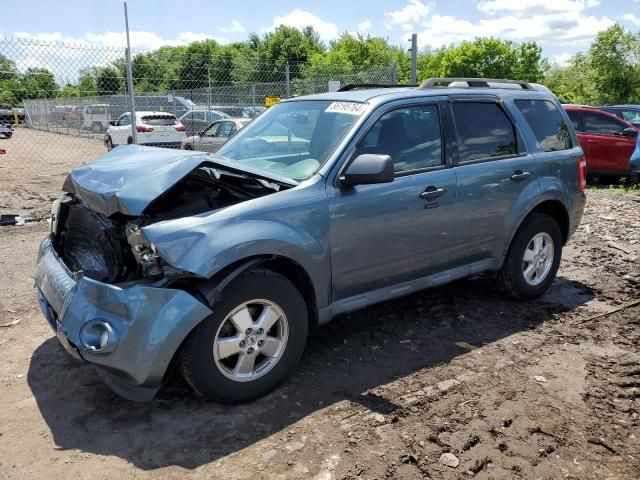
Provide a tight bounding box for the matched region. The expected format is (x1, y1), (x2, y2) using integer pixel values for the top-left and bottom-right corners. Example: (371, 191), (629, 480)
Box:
(497, 213), (563, 300)
(180, 269), (308, 404)
(104, 136), (113, 150)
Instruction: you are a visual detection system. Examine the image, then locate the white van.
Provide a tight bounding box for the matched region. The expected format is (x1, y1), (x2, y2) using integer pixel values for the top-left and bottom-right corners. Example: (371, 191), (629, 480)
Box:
(81, 104), (110, 133)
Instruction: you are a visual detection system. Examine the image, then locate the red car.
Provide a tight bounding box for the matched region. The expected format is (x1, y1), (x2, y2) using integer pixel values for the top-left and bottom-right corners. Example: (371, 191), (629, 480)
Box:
(563, 105), (638, 176)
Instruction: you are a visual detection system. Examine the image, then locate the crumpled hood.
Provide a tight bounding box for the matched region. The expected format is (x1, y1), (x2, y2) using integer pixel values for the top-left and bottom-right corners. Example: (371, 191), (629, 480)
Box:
(62, 145), (297, 217)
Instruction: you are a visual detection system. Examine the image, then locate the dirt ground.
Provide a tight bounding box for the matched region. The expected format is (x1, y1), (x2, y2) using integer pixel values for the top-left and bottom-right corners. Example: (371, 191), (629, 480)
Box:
(0, 129), (639, 480)
(0, 128), (105, 217)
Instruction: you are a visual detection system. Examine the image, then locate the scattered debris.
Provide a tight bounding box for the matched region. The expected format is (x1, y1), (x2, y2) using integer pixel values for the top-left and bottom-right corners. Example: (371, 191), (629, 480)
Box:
(607, 241), (633, 255)
(0, 319), (21, 328)
(588, 437), (617, 454)
(439, 452), (460, 468)
(534, 375), (548, 383)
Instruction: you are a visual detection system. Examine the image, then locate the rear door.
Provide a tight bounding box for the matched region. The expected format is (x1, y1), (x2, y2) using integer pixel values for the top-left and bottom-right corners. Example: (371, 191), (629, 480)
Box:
(448, 98), (540, 265)
(582, 110), (635, 174)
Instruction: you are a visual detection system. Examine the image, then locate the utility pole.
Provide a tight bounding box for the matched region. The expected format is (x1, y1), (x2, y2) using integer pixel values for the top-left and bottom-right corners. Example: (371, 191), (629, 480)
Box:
(123, 1), (137, 144)
(409, 33), (418, 85)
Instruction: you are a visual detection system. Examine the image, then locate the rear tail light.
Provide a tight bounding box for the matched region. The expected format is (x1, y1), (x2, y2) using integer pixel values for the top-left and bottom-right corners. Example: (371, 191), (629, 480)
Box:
(175, 124), (186, 132)
(136, 125), (153, 133)
(577, 156), (587, 192)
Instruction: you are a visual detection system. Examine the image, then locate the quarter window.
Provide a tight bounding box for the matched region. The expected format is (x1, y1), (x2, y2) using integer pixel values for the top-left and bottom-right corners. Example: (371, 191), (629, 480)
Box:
(515, 99), (572, 151)
(357, 105), (442, 173)
(583, 112), (626, 135)
(452, 102), (517, 162)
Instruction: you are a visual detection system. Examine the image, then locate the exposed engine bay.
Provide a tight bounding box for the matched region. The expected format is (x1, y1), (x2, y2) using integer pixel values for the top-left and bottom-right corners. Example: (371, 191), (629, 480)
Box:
(53, 165), (286, 283)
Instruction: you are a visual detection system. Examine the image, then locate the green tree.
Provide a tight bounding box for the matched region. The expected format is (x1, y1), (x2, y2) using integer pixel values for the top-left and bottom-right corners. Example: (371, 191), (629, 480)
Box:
(588, 23), (639, 104)
(77, 71), (98, 97)
(59, 84), (79, 97)
(0, 53), (17, 81)
(20, 68), (58, 99)
(543, 53), (596, 104)
(95, 66), (123, 95)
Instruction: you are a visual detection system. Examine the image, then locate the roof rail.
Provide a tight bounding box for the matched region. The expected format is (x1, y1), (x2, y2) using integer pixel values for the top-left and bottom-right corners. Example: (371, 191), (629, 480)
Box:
(419, 78), (533, 90)
(338, 83), (416, 92)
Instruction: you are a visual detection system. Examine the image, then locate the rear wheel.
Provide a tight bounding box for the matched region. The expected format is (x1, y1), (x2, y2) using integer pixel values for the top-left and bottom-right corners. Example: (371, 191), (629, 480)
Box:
(497, 213), (562, 300)
(91, 122), (102, 134)
(180, 269), (308, 404)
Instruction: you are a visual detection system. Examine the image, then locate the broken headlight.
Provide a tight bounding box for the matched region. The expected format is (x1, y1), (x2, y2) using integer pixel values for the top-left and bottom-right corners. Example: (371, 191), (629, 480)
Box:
(126, 223), (164, 279)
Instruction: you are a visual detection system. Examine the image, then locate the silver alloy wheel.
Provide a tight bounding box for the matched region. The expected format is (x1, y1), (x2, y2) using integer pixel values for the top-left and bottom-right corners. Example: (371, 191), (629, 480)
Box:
(213, 299), (289, 382)
(522, 232), (554, 286)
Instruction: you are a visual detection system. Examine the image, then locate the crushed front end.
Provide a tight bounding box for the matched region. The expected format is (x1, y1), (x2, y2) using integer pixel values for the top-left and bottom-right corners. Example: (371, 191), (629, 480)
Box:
(34, 194), (212, 401)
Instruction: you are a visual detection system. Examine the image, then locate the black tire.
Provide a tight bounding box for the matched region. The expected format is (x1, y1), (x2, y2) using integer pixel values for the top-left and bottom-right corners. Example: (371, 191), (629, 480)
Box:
(127, 136), (133, 144)
(497, 213), (563, 301)
(183, 142), (192, 150)
(104, 136), (113, 151)
(91, 122), (102, 134)
(180, 269), (308, 404)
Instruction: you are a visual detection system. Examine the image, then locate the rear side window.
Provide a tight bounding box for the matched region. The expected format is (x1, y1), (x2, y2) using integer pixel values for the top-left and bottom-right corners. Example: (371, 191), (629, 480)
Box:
(515, 99), (572, 151)
(583, 112), (626, 135)
(142, 115), (178, 126)
(452, 102), (517, 162)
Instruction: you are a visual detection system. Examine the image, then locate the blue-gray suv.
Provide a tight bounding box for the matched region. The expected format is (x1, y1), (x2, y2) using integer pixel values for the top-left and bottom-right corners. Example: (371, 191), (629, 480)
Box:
(34, 78), (587, 403)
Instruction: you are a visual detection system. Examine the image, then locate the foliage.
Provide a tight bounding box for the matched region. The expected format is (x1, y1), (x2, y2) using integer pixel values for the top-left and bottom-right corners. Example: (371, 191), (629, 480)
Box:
(543, 23), (640, 105)
(2, 22), (639, 107)
(417, 38), (548, 83)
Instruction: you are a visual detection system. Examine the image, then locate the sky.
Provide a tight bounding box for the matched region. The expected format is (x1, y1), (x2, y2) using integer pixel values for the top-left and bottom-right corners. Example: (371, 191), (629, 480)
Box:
(1, 0), (639, 69)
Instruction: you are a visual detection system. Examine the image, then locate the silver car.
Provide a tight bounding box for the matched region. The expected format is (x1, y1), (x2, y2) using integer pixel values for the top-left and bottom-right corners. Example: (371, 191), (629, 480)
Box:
(181, 118), (251, 153)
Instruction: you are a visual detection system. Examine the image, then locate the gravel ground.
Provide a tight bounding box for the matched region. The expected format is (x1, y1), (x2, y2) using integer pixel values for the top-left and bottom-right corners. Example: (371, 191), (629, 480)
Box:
(0, 129), (639, 480)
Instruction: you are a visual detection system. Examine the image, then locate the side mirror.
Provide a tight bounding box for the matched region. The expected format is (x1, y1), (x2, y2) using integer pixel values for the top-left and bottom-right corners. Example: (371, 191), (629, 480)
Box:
(109, 121), (117, 126)
(622, 127), (638, 137)
(340, 154), (394, 187)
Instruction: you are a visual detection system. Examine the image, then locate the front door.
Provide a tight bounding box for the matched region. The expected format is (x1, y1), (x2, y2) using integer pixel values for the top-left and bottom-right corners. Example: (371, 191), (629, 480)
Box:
(581, 110), (636, 174)
(329, 102), (457, 300)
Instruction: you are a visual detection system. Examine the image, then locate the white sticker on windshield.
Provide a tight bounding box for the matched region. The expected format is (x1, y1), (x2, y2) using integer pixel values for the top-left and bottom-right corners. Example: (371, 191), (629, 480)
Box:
(325, 102), (367, 116)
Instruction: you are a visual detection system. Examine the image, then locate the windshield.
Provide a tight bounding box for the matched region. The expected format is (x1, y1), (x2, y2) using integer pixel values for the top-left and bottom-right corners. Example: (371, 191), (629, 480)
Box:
(217, 100), (365, 181)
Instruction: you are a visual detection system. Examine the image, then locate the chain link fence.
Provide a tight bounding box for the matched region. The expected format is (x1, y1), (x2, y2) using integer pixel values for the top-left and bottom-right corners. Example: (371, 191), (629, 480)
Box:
(0, 36), (396, 216)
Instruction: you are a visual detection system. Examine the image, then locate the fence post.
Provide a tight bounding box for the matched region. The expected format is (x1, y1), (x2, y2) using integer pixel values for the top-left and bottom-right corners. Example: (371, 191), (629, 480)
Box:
(311, 81), (316, 95)
(409, 33), (417, 85)
(391, 62), (398, 84)
(285, 63), (291, 99)
(123, 2), (137, 144)
(251, 84), (256, 114)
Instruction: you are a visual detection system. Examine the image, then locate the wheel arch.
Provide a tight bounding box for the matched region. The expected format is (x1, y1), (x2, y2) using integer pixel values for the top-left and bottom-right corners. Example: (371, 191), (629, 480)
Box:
(502, 198), (570, 261)
(162, 254), (318, 385)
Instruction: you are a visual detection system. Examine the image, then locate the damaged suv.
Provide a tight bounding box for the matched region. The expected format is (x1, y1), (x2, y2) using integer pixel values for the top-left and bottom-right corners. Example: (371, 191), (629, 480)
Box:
(35, 78), (586, 403)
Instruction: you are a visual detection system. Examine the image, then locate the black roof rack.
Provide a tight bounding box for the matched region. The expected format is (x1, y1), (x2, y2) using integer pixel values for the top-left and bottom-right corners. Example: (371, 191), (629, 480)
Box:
(338, 83), (417, 92)
(419, 78), (533, 90)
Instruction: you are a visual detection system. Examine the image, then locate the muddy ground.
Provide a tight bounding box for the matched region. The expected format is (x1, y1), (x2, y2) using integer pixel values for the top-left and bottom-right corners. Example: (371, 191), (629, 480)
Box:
(0, 129), (639, 479)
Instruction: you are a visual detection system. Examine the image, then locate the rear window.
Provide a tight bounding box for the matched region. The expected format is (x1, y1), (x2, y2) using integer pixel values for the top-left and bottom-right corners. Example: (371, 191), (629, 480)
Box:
(452, 102), (517, 162)
(515, 100), (572, 151)
(141, 115), (178, 126)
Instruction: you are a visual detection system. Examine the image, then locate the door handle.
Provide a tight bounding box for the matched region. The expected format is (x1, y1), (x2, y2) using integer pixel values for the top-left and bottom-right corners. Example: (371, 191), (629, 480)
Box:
(510, 170), (531, 183)
(419, 186), (446, 201)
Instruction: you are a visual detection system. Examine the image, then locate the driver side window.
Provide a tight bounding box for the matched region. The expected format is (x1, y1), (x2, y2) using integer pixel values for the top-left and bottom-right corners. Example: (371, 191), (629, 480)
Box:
(118, 114), (131, 126)
(357, 105), (443, 173)
(583, 112), (625, 135)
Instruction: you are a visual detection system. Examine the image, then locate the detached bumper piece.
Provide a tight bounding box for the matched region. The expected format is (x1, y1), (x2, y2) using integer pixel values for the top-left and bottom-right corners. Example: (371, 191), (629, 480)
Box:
(34, 237), (212, 401)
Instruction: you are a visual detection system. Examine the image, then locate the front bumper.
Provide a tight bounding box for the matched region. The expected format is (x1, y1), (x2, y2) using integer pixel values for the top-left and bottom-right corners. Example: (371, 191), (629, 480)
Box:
(34, 236), (212, 401)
